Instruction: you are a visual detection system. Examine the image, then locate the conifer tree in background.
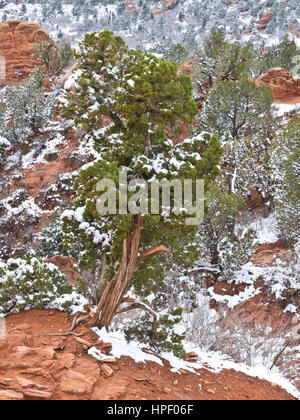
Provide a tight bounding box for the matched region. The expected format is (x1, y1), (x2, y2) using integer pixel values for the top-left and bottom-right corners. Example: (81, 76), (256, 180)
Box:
(62, 31), (222, 352)
(200, 77), (274, 143)
(197, 184), (257, 281)
(255, 35), (297, 75)
(221, 131), (277, 215)
(192, 29), (255, 101)
(35, 36), (73, 78)
(272, 117), (300, 242)
(0, 67), (54, 144)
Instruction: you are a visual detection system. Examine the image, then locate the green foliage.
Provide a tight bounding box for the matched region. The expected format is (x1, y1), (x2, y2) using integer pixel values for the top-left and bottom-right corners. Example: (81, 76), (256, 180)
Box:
(61, 31), (222, 349)
(164, 43), (190, 65)
(200, 77), (274, 142)
(255, 35), (297, 75)
(198, 185), (257, 279)
(37, 202), (82, 259)
(0, 67), (54, 143)
(35, 37), (74, 77)
(192, 28), (256, 100)
(273, 117), (300, 241)
(0, 252), (74, 314)
(124, 308), (186, 358)
(219, 228), (257, 281)
(221, 131), (276, 212)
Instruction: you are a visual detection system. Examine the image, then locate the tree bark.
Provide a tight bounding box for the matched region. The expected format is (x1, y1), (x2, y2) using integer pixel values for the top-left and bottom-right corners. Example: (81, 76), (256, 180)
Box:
(92, 215), (171, 330)
(95, 253), (107, 304)
(93, 214), (142, 329)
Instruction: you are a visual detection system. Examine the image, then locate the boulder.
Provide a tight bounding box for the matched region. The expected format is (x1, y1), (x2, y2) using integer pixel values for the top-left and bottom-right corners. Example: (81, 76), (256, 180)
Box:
(0, 390), (24, 400)
(256, 68), (300, 100)
(0, 20), (48, 84)
(257, 12), (272, 31)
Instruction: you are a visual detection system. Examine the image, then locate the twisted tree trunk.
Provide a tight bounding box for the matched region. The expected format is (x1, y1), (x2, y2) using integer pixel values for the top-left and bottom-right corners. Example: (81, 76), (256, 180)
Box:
(94, 214), (142, 329)
(92, 215), (172, 330)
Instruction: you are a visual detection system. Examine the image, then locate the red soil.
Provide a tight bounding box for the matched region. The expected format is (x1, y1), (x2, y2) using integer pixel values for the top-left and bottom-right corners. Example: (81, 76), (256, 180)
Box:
(0, 309), (295, 400)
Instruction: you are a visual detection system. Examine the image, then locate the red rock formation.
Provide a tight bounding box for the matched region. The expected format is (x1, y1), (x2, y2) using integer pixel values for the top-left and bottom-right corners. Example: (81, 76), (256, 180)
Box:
(257, 12), (272, 31)
(125, 0), (138, 13)
(0, 20), (48, 84)
(256, 67), (300, 100)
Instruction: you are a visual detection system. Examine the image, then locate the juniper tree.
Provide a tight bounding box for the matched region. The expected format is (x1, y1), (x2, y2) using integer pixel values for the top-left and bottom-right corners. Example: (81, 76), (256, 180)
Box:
(272, 117), (300, 242)
(221, 131), (277, 213)
(192, 29), (255, 101)
(35, 36), (73, 78)
(197, 185), (257, 281)
(200, 77), (274, 144)
(255, 36), (297, 75)
(0, 67), (54, 144)
(62, 31), (222, 340)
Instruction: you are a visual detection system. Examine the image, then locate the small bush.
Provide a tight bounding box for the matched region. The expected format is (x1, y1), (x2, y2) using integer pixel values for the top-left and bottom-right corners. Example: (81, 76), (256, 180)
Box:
(0, 252), (74, 314)
(185, 294), (289, 368)
(125, 308), (186, 358)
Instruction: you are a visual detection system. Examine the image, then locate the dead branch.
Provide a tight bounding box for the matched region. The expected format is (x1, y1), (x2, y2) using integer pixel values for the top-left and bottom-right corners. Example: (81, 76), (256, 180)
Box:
(47, 332), (84, 337)
(137, 245), (172, 264)
(73, 336), (94, 348)
(67, 306), (95, 332)
(116, 302), (157, 322)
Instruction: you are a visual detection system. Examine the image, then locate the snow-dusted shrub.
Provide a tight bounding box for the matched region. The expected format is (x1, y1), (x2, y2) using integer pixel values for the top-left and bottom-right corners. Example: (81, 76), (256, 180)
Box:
(0, 67), (54, 144)
(197, 185), (257, 281)
(0, 252), (74, 314)
(0, 136), (11, 166)
(37, 202), (81, 259)
(185, 296), (289, 368)
(263, 251), (300, 301)
(219, 228), (257, 281)
(272, 117), (300, 241)
(124, 308), (186, 358)
(185, 294), (232, 352)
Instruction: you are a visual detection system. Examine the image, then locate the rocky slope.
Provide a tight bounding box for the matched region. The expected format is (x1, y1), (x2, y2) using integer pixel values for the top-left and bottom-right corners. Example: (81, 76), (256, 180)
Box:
(0, 0), (299, 52)
(0, 309), (295, 400)
(0, 18), (299, 401)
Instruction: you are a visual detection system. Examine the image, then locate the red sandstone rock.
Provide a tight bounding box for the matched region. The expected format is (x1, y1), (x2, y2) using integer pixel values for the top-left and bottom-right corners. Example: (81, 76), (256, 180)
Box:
(0, 20), (48, 84)
(257, 12), (272, 31)
(256, 67), (300, 100)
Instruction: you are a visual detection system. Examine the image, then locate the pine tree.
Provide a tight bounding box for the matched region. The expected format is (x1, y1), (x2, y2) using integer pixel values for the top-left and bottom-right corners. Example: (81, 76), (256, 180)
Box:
(62, 31), (222, 350)
(192, 28), (255, 101)
(272, 117), (300, 242)
(200, 77), (274, 143)
(1, 67), (54, 144)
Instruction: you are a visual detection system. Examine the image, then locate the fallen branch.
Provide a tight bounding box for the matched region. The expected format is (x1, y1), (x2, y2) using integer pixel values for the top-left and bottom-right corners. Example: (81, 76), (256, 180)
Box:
(47, 332), (84, 337)
(116, 301), (157, 322)
(270, 338), (292, 370)
(73, 336), (94, 348)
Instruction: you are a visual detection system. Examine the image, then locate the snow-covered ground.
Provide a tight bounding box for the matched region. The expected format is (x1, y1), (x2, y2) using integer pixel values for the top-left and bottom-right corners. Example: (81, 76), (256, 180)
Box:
(87, 324), (300, 400)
